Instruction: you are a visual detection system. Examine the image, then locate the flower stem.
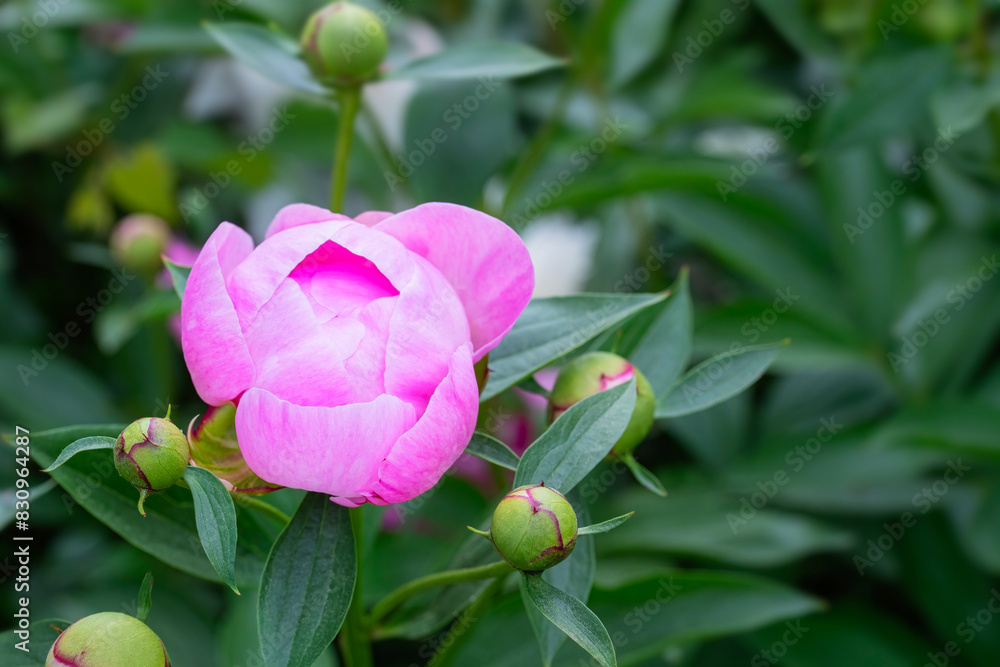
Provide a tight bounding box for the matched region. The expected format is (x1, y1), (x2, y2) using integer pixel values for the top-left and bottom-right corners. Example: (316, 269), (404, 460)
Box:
(340, 506), (374, 667)
(367, 560), (513, 629)
(235, 495), (291, 525)
(330, 85), (362, 213)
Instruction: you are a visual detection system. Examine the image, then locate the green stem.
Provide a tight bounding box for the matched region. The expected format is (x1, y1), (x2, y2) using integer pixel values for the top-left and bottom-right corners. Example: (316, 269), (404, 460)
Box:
(367, 560), (513, 629)
(427, 575), (506, 667)
(235, 496), (291, 526)
(330, 85), (362, 213)
(340, 507), (374, 667)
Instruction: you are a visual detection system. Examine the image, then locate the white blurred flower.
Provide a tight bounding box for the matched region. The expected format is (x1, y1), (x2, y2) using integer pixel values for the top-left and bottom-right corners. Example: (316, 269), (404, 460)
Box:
(522, 215), (599, 297)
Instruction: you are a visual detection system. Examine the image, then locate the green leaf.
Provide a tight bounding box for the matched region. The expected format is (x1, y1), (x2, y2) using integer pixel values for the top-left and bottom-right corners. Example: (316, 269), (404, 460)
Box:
(0, 619), (70, 665)
(386, 41), (564, 81)
(183, 466), (241, 595)
(872, 400), (1000, 459)
(401, 79), (517, 206)
(521, 574), (617, 667)
(136, 572), (154, 623)
(656, 342), (787, 418)
(163, 258), (191, 300)
(258, 492), (355, 667)
(578, 512), (634, 536)
(482, 293), (668, 400)
(815, 48), (951, 150)
(19, 425), (267, 587)
(466, 432), (519, 471)
(616, 269), (692, 399)
(514, 380), (636, 493)
(618, 454), (667, 497)
(608, 0), (681, 88)
(601, 480), (853, 568)
(204, 22), (326, 96)
(41, 435), (116, 472)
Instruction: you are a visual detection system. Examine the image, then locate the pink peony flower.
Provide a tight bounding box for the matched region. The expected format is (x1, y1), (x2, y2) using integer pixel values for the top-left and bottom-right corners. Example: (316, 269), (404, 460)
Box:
(180, 202), (533, 506)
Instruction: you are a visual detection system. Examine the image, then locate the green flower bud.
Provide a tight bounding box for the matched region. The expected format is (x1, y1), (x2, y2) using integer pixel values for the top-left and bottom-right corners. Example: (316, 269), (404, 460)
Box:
(115, 417), (190, 515)
(46, 612), (170, 667)
(549, 352), (655, 457)
(300, 1), (388, 85)
(188, 404), (281, 495)
(110, 214), (171, 275)
(489, 484), (577, 573)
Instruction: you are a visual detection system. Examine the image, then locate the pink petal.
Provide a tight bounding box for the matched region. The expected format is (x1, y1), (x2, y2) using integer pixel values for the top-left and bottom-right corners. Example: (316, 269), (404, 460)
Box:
(227, 220), (415, 330)
(181, 223), (256, 405)
(369, 343), (479, 504)
(236, 388), (416, 502)
(375, 203), (534, 360)
(354, 210), (394, 227)
(242, 277), (366, 407)
(383, 254), (470, 414)
(265, 203), (348, 239)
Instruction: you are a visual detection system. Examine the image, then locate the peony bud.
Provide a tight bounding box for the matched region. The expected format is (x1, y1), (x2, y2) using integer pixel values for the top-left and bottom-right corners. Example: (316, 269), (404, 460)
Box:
(489, 484), (577, 573)
(115, 417), (190, 515)
(187, 405), (281, 495)
(46, 612), (170, 667)
(548, 352), (655, 457)
(300, 1), (388, 85)
(110, 214), (171, 275)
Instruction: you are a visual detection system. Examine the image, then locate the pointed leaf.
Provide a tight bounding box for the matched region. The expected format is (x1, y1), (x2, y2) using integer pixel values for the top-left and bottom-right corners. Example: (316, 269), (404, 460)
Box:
(184, 466), (240, 594)
(466, 432), (520, 471)
(258, 492), (356, 667)
(204, 22), (326, 96)
(482, 293), (668, 400)
(521, 574), (616, 667)
(136, 572), (154, 622)
(41, 435), (116, 472)
(656, 342), (787, 418)
(514, 380), (636, 493)
(619, 454), (667, 497)
(162, 258), (192, 300)
(387, 41), (564, 81)
(579, 512), (635, 536)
